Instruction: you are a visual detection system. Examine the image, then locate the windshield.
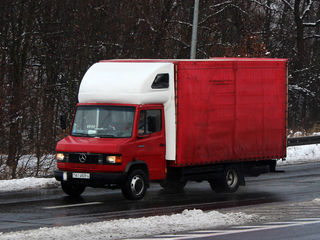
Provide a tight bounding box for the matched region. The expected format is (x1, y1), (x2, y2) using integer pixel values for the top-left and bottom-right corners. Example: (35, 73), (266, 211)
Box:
(71, 106), (135, 138)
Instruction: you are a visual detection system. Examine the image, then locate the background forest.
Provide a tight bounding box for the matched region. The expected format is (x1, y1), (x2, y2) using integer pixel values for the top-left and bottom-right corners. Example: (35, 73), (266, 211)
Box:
(0, 0), (320, 178)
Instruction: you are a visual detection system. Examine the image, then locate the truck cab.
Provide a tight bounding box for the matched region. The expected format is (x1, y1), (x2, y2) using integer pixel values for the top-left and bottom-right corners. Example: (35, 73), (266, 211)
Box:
(55, 62), (175, 200)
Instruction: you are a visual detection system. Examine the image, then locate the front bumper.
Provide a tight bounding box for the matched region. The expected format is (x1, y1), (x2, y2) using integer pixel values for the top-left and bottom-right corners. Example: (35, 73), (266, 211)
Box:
(54, 170), (126, 187)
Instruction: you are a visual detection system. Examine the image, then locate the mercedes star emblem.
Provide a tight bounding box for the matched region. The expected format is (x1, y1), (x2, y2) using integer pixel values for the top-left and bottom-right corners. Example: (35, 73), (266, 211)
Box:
(79, 153), (87, 163)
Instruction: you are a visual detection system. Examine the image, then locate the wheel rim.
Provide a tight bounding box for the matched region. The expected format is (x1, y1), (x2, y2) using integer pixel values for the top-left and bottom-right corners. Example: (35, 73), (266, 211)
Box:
(130, 175), (144, 196)
(226, 169), (238, 188)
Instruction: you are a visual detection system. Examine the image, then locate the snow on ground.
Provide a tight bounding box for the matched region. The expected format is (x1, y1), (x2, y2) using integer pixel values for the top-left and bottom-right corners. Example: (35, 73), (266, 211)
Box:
(312, 198), (320, 203)
(0, 209), (259, 240)
(280, 144), (320, 165)
(0, 177), (59, 192)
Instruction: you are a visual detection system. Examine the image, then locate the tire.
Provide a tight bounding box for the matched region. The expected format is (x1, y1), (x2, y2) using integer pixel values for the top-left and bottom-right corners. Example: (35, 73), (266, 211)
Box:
(209, 166), (240, 193)
(121, 169), (147, 200)
(61, 182), (86, 197)
(160, 180), (187, 192)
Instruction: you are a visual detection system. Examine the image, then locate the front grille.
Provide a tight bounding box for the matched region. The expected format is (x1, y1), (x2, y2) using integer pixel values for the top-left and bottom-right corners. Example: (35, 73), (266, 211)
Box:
(67, 153), (104, 164)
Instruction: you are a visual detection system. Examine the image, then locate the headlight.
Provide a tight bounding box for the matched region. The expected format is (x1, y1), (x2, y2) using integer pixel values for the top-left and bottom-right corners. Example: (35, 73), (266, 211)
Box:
(106, 155), (122, 164)
(56, 153), (65, 161)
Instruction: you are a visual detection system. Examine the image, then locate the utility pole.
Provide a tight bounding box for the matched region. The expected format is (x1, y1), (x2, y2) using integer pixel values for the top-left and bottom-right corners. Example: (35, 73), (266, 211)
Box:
(190, 0), (199, 59)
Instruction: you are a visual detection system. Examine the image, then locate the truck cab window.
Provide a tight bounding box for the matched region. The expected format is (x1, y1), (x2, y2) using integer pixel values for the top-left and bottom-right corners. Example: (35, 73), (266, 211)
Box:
(138, 110), (162, 135)
(151, 73), (169, 89)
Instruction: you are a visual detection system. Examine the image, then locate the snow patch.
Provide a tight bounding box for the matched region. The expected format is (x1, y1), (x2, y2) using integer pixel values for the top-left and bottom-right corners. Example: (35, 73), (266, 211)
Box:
(0, 177), (59, 192)
(312, 198), (320, 203)
(279, 144), (320, 165)
(0, 209), (259, 240)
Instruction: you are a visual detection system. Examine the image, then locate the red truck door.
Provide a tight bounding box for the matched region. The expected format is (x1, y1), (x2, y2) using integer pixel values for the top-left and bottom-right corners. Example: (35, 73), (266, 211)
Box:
(135, 107), (166, 180)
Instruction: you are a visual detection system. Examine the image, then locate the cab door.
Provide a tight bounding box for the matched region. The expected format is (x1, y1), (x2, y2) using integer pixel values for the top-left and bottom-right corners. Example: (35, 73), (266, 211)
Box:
(135, 106), (166, 180)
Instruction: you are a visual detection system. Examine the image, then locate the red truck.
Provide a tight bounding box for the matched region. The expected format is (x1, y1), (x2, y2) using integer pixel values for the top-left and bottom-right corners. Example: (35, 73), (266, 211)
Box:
(55, 58), (287, 200)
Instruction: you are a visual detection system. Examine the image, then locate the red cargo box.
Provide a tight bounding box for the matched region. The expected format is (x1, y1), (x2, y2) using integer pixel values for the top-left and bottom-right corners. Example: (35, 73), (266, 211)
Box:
(174, 59), (287, 166)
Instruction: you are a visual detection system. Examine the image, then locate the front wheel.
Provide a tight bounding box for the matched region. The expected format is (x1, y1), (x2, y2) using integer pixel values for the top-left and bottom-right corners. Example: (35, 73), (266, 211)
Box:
(209, 166), (240, 193)
(61, 182), (86, 197)
(121, 169), (148, 200)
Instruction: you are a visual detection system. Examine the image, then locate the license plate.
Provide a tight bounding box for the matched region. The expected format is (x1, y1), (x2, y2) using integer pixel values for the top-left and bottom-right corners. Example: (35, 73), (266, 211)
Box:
(72, 172), (90, 179)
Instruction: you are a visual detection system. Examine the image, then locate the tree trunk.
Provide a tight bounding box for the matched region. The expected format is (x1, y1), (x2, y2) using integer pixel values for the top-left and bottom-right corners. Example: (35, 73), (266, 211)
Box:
(294, 0), (305, 68)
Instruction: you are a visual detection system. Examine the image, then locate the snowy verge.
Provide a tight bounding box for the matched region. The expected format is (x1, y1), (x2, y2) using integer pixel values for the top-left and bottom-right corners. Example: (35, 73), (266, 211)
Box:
(0, 155), (55, 179)
(0, 177), (59, 192)
(0, 209), (259, 240)
(279, 144), (320, 165)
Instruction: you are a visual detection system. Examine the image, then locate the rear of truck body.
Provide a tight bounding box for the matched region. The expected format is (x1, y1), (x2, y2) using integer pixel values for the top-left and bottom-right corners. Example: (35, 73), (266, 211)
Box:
(55, 58), (287, 200)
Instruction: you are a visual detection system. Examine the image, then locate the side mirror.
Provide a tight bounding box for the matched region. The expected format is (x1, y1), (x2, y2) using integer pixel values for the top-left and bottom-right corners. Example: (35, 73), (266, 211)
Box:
(60, 115), (67, 130)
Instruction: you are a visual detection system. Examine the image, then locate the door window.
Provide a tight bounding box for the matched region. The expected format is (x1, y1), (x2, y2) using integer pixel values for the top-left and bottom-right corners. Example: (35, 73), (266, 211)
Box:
(138, 110), (162, 136)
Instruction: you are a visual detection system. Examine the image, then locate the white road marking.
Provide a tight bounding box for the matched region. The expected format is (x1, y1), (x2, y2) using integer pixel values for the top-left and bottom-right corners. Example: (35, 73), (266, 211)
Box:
(263, 221), (296, 225)
(234, 225), (272, 229)
(191, 230), (226, 233)
(43, 201), (103, 209)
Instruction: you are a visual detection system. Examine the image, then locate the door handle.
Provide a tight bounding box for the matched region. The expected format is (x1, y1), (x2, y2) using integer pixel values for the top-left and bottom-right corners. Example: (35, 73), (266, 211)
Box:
(160, 143), (166, 147)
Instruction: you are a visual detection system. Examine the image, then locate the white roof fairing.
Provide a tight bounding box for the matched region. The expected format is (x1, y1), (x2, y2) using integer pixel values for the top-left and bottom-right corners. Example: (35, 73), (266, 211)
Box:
(78, 62), (173, 104)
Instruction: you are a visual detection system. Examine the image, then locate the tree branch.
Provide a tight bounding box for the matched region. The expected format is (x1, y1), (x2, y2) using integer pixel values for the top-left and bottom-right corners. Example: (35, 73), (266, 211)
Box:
(164, 36), (189, 47)
(167, 20), (192, 27)
(303, 34), (320, 40)
(209, 1), (233, 9)
(281, 0), (294, 11)
(301, 0), (313, 19)
(199, 6), (229, 25)
(303, 19), (320, 27)
(250, 0), (273, 10)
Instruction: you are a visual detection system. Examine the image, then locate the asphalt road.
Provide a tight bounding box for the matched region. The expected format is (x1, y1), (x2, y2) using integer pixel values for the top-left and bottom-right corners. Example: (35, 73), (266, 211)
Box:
(1, 162), (320, 239)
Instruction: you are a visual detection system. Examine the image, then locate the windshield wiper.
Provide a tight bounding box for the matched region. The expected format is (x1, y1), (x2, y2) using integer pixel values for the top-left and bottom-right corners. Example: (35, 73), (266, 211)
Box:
(72, 133), (116, 138)
(72, 133), (89, 137)
(97, 135), (116, 138)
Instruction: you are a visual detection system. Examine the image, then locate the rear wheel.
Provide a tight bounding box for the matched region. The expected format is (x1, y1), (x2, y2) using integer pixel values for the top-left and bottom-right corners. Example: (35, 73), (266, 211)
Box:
(121, 169), (147, 200)
(61, 182), (86, 197)
(209, 166), (240, 193)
